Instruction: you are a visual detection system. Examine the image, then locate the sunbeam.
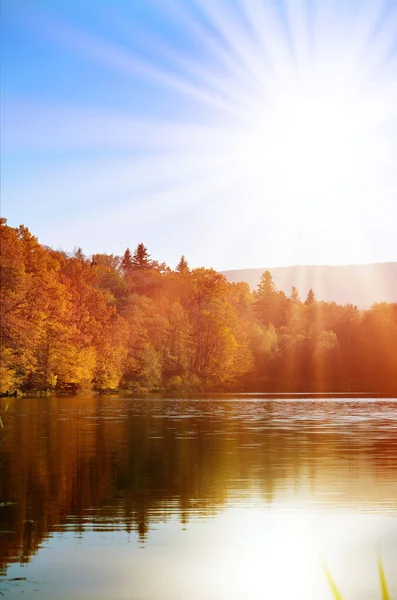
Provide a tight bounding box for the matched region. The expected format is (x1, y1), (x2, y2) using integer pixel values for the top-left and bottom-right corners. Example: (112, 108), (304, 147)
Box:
(2, 0), (397, 266)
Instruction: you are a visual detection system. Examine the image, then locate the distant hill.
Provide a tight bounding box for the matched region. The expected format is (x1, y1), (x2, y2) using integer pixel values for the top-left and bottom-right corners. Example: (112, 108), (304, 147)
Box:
(222, 263), (397, 308)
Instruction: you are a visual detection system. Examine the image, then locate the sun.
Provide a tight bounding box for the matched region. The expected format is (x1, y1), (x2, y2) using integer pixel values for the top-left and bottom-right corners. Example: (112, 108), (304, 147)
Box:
(236, 73), (377, 203)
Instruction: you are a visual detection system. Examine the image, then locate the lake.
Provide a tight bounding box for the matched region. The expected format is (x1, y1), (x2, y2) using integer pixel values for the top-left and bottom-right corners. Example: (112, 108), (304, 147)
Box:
(1, 396), (396, 599)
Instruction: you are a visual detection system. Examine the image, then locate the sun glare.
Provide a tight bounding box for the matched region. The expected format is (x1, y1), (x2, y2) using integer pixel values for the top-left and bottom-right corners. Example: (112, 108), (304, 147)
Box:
(201, 507), (385, 600)
(2, 0), (397, 264)
(240, 76), (376, 200)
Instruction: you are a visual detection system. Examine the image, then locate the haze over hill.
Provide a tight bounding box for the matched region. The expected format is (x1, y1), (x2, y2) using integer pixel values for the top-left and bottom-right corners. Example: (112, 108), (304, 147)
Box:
(222, 263), (397, 308)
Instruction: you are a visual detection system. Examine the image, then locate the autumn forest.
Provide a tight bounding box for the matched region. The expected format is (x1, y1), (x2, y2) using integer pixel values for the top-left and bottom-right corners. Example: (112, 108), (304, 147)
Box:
(1, 218), (396, 395)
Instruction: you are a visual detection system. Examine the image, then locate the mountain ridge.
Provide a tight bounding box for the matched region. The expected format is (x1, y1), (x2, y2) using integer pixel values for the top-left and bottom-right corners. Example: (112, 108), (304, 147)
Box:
(221, 262), (397, 308)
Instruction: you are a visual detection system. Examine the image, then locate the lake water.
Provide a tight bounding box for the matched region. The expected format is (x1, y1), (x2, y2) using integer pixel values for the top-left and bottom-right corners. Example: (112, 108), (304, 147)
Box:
(0, 396), (396, 599)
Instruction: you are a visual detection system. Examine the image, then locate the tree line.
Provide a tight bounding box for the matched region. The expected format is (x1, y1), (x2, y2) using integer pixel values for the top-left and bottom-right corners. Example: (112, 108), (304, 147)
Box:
(1, 218), (396, 394)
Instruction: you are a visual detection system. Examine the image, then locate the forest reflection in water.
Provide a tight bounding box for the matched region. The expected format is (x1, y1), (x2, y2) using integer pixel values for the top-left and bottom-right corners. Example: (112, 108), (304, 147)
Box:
(0, 396), (397, 599)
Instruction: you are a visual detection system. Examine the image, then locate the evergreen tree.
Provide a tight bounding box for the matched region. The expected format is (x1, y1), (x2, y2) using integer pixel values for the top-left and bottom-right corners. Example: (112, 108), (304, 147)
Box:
(121, 248), (133, 276)
(254, 271), (278, 326)
(175, 255), (190, 274)
(73, 247), (86, 261)
(132, 243), (152, 270)
(305, 288), (316, 305)
(120, 248), (134, 275)
(290, 286), (301, 303)
(257, 271), (277, 297)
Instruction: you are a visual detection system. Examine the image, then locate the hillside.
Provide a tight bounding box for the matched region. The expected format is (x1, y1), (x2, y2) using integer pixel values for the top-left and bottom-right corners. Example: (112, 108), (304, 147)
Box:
(222, 263), (397, 308)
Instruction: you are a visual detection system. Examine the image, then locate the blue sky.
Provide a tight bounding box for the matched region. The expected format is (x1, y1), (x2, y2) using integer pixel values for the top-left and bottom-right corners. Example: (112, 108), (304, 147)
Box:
(2, 0), (397, 269)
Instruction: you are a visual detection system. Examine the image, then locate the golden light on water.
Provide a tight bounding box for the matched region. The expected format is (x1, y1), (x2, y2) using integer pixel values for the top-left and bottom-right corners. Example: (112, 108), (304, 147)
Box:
(18, 508), (393, 600)
(166, 508), (395, 600)
(2, 396), (397, 598)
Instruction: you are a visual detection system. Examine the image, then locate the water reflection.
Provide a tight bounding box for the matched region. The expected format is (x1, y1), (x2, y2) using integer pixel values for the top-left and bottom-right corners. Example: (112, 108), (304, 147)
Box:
(1, 397), (397, 598)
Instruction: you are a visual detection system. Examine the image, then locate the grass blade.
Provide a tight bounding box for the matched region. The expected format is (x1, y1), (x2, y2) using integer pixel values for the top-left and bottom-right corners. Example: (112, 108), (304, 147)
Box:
(322, 562), (344, 600)
(378, 558), (390, 600)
